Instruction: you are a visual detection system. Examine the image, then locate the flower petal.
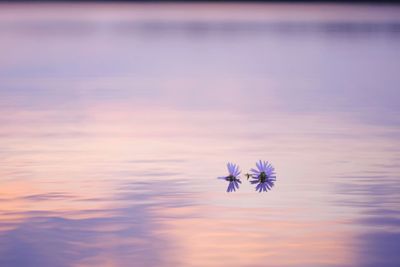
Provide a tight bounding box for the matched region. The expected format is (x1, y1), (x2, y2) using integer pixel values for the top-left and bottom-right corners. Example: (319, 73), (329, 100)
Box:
(255, 183), (262, 192)
(256, 160), (262, 171)
(227, 182), (232, 192)
(227, 163), (233, 174)
(232, 182), (237, 192)
(263, 184), (267, 192)
(232, 164), (238, 175)
(250, 168), (260, 175)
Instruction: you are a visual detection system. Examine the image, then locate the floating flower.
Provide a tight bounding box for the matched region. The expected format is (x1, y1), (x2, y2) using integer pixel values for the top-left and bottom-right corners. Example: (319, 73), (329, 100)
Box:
(249, 160), (276, 192)
(218, 162), (242, 192)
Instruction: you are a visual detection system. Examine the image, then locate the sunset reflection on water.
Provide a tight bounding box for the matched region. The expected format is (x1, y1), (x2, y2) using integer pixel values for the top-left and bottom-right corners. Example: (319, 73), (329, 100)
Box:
(1, 3), (400, 267)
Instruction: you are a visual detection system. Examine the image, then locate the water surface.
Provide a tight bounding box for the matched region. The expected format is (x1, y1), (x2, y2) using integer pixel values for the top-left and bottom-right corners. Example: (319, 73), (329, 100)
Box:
(1, 3), (400, 267)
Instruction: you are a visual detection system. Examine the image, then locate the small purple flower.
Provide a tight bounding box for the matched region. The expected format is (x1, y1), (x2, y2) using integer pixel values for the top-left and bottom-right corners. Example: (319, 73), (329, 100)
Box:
(218, 162), (242, 192)
(249, 160), (276, 192)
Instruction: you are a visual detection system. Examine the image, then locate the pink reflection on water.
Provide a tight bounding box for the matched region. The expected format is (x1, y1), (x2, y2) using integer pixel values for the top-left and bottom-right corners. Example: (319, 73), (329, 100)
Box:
(1, 101), (397, 266)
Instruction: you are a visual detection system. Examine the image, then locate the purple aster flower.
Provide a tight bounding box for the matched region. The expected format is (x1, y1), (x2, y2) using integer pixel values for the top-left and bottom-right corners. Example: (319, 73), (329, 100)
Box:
(249, 160), (276, 192)
(217, 162), (242, 192)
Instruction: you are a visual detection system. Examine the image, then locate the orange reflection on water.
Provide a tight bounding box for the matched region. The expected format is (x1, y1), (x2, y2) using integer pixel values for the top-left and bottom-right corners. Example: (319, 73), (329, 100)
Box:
(156, 205), (353, 267)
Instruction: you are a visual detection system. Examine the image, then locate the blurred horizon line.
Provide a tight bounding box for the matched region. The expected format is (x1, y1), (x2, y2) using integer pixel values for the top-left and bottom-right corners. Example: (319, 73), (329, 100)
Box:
(0, 0), (399, 4)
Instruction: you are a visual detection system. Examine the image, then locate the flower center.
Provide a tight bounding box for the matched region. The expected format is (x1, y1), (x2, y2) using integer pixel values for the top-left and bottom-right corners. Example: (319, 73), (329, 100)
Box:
(226, 175), (235, 182)
(259, 172), (268, 183)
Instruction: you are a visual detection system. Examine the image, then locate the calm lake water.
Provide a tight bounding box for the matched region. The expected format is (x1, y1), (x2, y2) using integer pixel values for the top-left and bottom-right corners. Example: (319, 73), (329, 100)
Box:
(1, 3), (400, 267)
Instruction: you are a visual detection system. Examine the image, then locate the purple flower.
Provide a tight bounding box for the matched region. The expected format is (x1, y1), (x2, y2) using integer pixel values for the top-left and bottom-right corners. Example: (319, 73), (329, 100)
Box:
(218, 162), (242, 192)
(249, 160), (276, 192)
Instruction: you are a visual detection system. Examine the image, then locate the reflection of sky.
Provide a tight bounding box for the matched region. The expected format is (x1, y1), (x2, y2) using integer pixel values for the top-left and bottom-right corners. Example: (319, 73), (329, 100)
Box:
(0, 3), (400, 267)
(0, 180), (193, 267)
(335, 172), (400, 267)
